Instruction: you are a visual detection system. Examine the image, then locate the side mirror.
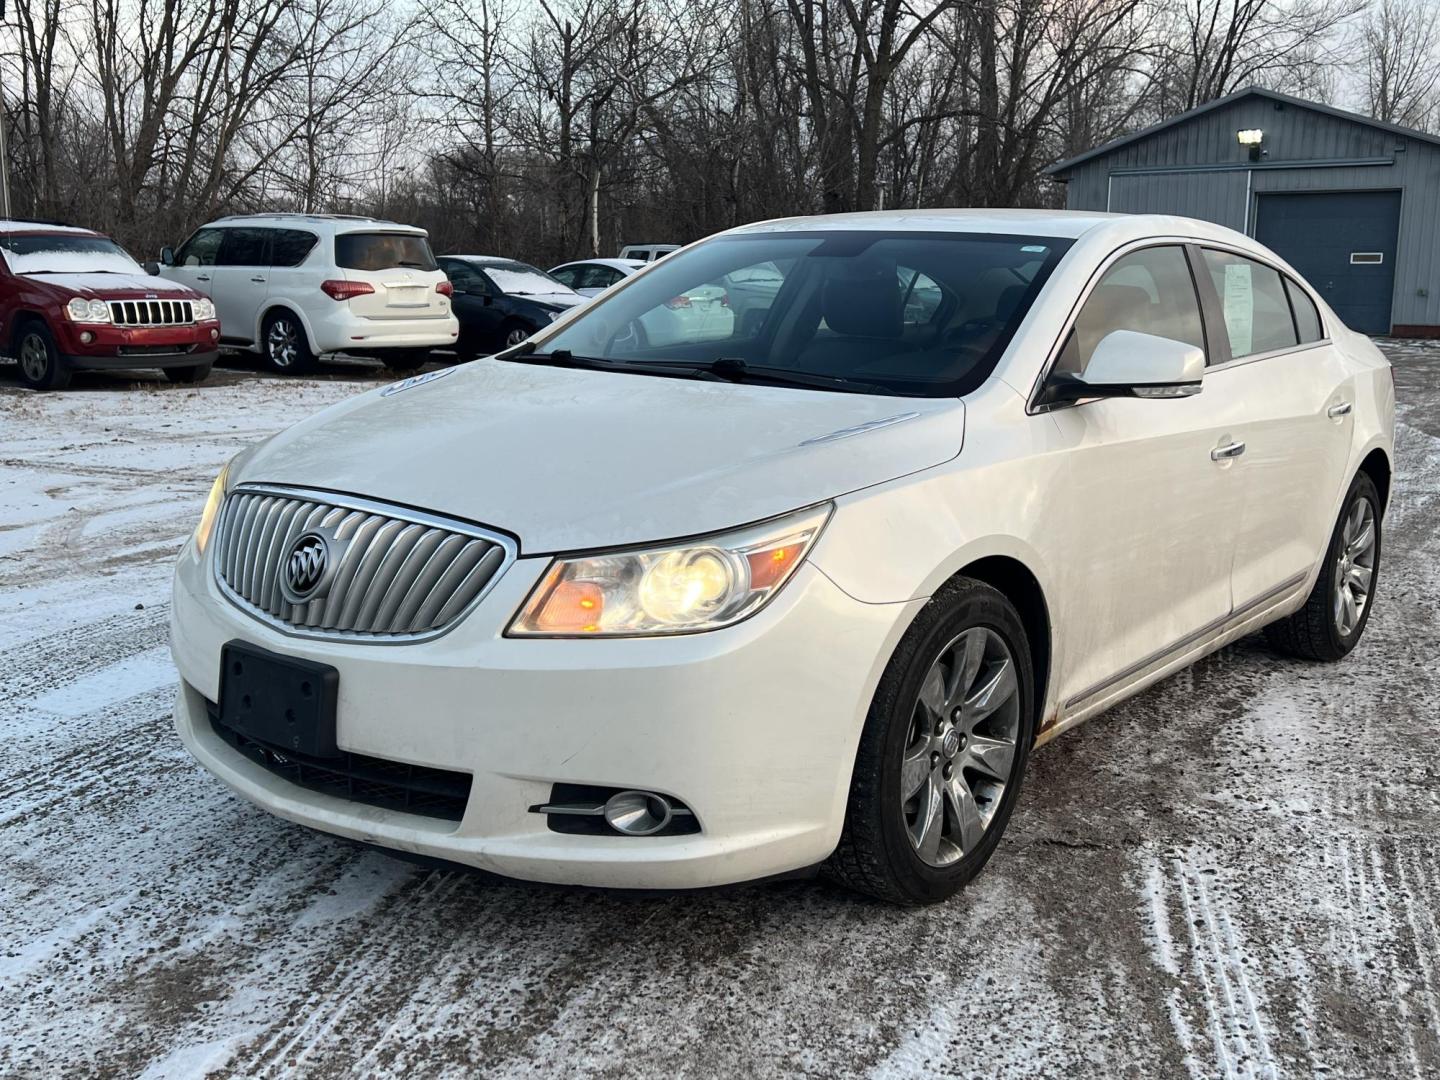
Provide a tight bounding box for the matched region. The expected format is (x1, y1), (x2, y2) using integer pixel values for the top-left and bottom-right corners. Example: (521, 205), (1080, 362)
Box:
(143, 260), (161, 276)
(1041, 330), (1204, 406)
(482, 295), (493, 306)
(159, 246), (175, 267)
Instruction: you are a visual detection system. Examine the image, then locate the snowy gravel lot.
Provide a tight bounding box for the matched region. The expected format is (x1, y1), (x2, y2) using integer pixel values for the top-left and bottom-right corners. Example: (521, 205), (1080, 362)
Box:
(2, 345), (1438, 1079)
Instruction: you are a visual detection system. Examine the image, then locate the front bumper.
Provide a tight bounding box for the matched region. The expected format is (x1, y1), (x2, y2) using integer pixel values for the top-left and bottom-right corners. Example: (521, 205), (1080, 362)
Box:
(67, 348), (218, 371)
(57, 319), (221, 366)
(170, 535), (920, 889)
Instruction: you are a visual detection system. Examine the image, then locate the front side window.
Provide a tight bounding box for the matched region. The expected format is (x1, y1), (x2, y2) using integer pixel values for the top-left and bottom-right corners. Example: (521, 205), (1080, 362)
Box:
(217, 228), (270, 267)
(534, 231), (1071, 397)
(270, 229), (318, 268)
(580, 265), (623, 290)
(176, 228), (223, 267)
(335, 232), (438, 272)
(1202, 250), (1299, 358)
(1285, 277), (1324, 343)
(0, 232), (142, 275)
(1056, 245), (1206, 377)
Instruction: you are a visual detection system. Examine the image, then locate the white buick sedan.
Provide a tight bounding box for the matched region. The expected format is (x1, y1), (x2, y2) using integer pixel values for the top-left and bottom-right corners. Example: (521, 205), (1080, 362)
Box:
(171, 210), (1393, 904)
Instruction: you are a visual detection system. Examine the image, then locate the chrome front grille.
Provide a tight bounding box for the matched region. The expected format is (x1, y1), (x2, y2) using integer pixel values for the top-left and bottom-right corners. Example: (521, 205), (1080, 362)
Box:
(109, 299), (195, 326)
(213, 486), (514, 641)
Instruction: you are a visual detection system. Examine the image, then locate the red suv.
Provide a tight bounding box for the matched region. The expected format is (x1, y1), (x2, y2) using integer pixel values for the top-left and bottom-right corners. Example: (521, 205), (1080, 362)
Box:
(1, 221), (220, 390)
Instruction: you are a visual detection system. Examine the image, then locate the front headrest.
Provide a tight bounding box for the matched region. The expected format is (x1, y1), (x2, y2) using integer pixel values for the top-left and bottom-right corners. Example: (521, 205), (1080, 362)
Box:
(822, 262), (903, 339)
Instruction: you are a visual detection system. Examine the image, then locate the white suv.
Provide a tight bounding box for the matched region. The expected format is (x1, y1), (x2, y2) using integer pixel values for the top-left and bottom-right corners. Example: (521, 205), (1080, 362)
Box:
(156, 214), (459, 374)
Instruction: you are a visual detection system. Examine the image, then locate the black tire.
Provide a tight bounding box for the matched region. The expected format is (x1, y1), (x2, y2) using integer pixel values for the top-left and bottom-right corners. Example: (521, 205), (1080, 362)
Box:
(162, 362), (213, 385)
(381, 350), (430, 373)
(827, 578), (1036, 905)
(1265, 472), (1382, 662)
(14, 320), (71, 391)
(260, 310), (316, 375)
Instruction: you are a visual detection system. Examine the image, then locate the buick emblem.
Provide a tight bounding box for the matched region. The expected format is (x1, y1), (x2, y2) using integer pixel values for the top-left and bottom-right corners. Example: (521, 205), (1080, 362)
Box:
(281, 532), (330, 604)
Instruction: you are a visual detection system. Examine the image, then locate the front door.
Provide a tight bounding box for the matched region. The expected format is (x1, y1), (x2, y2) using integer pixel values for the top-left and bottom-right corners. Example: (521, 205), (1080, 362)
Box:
(1255, 190), (1400, 334)
(213, 227), (272, 345)
(1039, 244), (1243, 710)
(163, 227), (222, 298)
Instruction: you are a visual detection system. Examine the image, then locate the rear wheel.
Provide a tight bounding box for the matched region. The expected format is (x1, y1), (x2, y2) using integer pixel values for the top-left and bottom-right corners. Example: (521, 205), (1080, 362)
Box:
(827, 578), (1035, 905)
(163, 362), (213, 385)
(261, 311), (315, 375)
(15, 321), (71, 391)
(1265, 472), (1381, 661)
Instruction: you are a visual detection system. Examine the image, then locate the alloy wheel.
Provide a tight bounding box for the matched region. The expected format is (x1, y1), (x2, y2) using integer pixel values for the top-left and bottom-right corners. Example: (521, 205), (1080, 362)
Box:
(901, 626), (1021, 867)
(1334, 497), (1376, 637)
(505, 327), (530, 348)
(19, 333), (50, 382)
(267, 319), (299, 369)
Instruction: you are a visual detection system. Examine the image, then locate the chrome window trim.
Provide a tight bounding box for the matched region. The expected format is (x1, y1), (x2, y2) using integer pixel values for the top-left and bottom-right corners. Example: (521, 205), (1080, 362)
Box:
(210, 483), (519, 646)
(1026, 235), (1334, 414)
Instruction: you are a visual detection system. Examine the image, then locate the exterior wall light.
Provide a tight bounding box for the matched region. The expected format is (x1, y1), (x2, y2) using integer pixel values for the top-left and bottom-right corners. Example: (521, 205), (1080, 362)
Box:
(1237, 128), (1265, 161)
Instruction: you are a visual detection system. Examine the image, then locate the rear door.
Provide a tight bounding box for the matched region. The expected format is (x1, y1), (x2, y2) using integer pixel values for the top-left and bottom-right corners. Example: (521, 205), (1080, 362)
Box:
(1195, 248), (1354, 607)
(267, 228), (320, 311)
(213, 227), (272, 344)
(334, 231), (449, 324)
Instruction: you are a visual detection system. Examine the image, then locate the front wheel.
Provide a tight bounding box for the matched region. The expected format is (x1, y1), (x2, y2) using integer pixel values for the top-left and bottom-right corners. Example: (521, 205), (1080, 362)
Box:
(14, 321), (71, 391)
(1265, 472), (1381, 661)
(163, 362), (213, 385)
(827, 578), (1035, 905)
(500, 322), (534, 350)
(261, 312), (315, 375)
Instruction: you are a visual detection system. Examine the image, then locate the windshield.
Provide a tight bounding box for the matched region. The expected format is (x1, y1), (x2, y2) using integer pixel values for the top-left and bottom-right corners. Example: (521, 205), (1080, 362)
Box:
(1, 233), (143, 275)
(335, 232), (438, 272)
(532, 231), (1071, 396)
(480, 261), (573, 296)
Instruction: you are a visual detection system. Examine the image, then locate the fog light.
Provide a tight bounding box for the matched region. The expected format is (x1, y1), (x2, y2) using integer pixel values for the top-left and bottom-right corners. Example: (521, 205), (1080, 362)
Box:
(210, 328), (219, 340)
(603, 790), (674, 836)
(80, 331), (94, 343)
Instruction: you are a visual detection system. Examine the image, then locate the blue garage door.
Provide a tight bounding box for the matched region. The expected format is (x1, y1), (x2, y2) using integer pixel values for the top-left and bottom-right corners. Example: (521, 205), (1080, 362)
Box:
(1255, 190), (1400, 334)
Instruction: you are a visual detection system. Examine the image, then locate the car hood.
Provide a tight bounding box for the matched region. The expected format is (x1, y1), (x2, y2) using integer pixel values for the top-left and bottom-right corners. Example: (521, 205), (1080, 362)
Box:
(23, 271), (200, 299)
(233, 360), (964, 553)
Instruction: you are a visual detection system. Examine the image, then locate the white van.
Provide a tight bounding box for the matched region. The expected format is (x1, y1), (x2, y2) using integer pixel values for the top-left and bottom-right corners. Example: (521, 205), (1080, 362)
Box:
(617, 243), (680, 262)
(156, 214), (459, 374)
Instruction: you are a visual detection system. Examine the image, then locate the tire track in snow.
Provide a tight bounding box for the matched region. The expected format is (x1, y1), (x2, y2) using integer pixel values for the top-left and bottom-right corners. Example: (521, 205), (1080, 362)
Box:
(0, 605), (168, 708)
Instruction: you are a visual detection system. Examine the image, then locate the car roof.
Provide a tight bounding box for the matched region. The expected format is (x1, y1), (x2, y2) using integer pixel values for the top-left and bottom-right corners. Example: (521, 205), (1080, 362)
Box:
(551, 258), (645, 271)
(724, 208), (1125, 240)
(444, 255), (548, 269)
(204, 213), (428, 236)
(0, 220), (100, 237)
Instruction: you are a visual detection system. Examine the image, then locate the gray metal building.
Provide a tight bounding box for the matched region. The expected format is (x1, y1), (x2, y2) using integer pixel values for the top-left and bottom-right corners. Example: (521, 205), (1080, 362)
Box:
(1047, 86), (1440, 336)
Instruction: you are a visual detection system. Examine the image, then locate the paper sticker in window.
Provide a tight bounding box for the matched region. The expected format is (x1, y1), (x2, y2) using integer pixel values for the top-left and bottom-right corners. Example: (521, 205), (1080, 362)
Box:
(1222, 262), (1254, 356)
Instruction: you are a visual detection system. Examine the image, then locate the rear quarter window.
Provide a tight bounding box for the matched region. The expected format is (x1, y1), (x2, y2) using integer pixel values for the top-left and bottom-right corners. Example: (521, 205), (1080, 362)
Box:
(335, 233), (438, 272)
(271, 229), (318, 268)
(1286, 278), (1325, 343)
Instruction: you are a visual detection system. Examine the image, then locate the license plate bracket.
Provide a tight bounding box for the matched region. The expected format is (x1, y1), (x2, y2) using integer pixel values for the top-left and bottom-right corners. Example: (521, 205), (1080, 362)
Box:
(219, 640), (339, 758)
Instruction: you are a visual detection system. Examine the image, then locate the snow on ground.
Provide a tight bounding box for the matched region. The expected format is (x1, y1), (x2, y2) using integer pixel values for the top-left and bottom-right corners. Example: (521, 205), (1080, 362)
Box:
(2, 349), (1438, 1079)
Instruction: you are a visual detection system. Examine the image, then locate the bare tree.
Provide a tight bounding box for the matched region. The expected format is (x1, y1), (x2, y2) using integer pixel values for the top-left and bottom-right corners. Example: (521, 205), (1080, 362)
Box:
(1356, 0), (1440, 129)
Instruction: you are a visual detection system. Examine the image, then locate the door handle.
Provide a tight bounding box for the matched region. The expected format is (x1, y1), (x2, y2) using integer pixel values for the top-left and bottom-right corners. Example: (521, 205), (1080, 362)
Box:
(1211, 441), (1246, 461)
(1327, 401), (1353, 418)
(250, 275), (266, 283)
(196, 274), (210, 282)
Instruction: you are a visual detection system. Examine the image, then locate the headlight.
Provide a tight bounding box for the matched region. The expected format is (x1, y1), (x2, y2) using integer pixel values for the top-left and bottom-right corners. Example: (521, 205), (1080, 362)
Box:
(192, 298), (216, 321)
(510, 504), (831, 637)
(546, 310), (562, 322)
(65, 297), (111, 323)
(193, 464), (229, 555)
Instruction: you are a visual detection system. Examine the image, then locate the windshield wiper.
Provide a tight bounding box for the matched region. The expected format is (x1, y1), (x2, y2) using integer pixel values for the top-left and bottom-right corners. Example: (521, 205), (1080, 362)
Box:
(652, 357), (902, 395)
(497, 348), (621, 372)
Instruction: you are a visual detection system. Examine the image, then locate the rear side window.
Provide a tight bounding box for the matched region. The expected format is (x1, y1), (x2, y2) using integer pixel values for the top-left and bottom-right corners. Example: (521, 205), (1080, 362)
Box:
(1201, 250), (1299, 358)
(1056, 245), (1206, 376)
(550, 266), (580, 288)
(271, 229), (318, 268)
(336, 233), (438, 272)
(217, 228), (270, 267)
(1285, 278), (1324, 342)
